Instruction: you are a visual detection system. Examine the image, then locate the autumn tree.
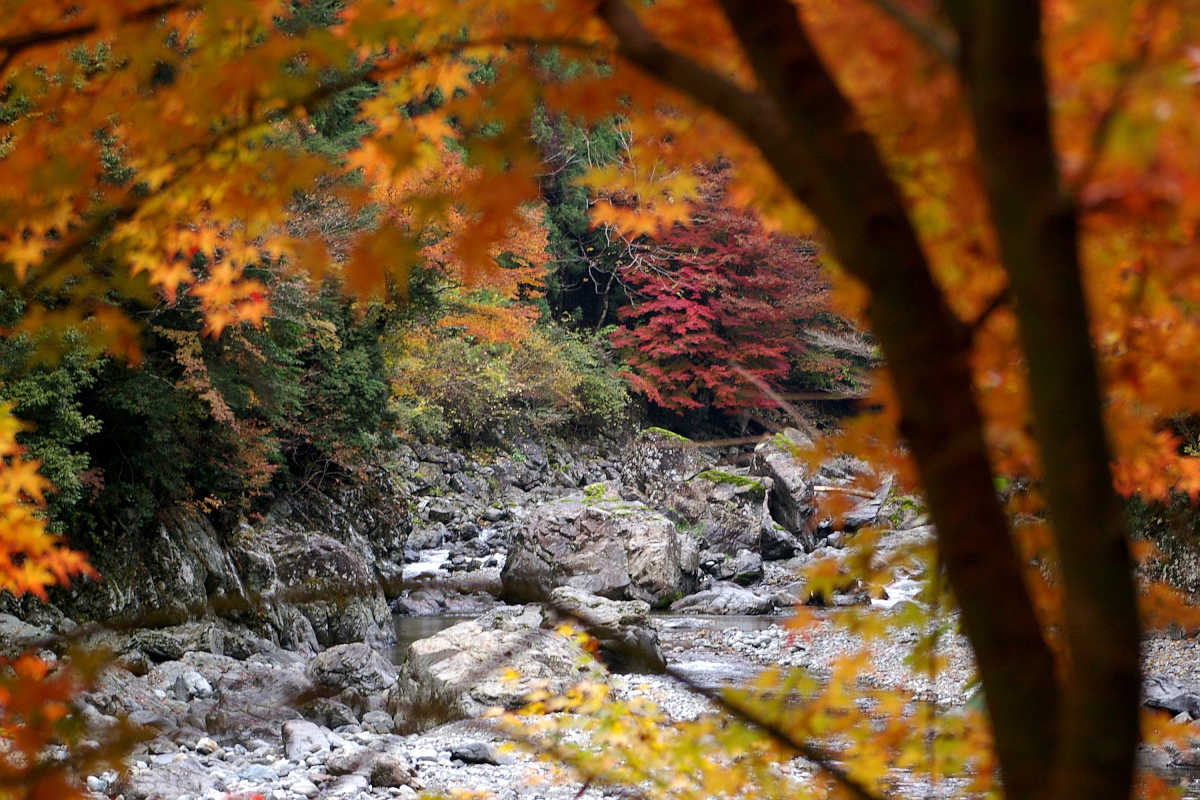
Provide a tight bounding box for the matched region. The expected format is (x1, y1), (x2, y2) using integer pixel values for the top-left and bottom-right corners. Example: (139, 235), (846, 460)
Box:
(611, 168), (838, 413)
(2, 2), (1200, 800)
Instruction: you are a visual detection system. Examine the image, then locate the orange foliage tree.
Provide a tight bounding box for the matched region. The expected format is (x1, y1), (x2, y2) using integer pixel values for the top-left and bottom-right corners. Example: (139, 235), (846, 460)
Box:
(2, 2), (1200, 799)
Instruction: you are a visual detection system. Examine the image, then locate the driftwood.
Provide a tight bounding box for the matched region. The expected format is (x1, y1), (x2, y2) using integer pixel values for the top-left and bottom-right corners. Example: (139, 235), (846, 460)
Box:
(811, 485), (875, 499)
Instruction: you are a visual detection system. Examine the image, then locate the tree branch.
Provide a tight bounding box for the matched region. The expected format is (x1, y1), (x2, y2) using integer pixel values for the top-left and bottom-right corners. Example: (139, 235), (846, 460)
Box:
(1068, 0), (1164, 199)
(863, 0), (959, 64)
(595, 0), (794, 166)
(0, 2), (186, 81)
(966, 286), (1009, 335)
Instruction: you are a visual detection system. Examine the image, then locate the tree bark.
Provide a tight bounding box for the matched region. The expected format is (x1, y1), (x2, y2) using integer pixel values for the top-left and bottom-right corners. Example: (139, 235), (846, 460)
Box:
(949, 2), (1142, 797)
(598, 2), (1062, 797)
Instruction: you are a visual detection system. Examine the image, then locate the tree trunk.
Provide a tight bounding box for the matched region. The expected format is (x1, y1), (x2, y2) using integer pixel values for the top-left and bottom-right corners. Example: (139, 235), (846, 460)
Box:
(597, 1), (1140, 796)
(949, 2), (1142, 797)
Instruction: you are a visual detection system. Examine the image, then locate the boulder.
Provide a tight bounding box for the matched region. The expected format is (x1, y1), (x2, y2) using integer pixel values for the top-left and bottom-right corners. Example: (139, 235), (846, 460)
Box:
(1145, 676), (1200, 718)
(712, 549), (764, 586)
(867, 524), (935, 573)
(368, 752), (419, 789)
(112, 752), (219, 800)
(271, 466), (412, 586)
(842, 477), (894, 531)
(0, 614), (51, 658)
(670, 583), (775, 615)
(300, 697), (359, 728)
(751, 431), (817, 552)
(306, 642), (398, 713)
(668, 469), (773, 556)
(325, 742), (375, 775)
(282, 719), (331, 759)
(545, 586), (666, 673)
(502, 496), (697, 608)
(451, 741), (505, 765)
(624, 427), (708, 507)
(274, 534), (394, 649)
(424, 497), (458, 523)
(170, 669), (213, 701)
(386, 604), (605, 731)
(760, 525), (806, 561)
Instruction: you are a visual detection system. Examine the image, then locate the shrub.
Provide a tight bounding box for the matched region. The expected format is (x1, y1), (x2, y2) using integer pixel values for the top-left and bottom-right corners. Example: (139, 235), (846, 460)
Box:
(389, 322), (630, 445)
(0, 296), (103, 529)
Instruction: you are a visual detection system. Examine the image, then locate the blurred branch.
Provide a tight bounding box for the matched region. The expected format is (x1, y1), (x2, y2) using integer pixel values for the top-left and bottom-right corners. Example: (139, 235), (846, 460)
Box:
(863, 0), (958, 64)
(0, 2), (185, 81)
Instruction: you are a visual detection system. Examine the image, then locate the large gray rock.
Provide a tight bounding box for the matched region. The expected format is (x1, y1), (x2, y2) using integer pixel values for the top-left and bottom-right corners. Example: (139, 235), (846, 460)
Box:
(502, 496), (697, 608)
(1145, 675), (1200, 718)
(712, 549), (763, 586)
(113, 752), (219, 800)
(306, 642), (398, 713)
(670, 583), (775, 615)
(668, 469), (774, 557)
(266, 466), (412, 589)
(29, 459), (410, 649)
(842, 477), (894, 531)
(545, 586), (666, 673)
(751, 431), (817, 552)
(53, 509), (241, 627)
(0, 614), (50, 657)
(274, 534), (394, 649)
(760, 525), (807, 561)
(386, 605), (605, 731)
(282, 719), (331, 759)
(624, 427), (708, 507)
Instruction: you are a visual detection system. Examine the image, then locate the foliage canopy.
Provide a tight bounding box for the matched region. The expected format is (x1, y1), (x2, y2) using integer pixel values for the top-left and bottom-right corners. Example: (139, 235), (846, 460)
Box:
(1, 1), (1199, 799)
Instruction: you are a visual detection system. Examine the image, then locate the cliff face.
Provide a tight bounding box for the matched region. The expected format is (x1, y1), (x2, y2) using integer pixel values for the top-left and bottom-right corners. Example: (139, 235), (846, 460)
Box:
(3, 465), (412, 654)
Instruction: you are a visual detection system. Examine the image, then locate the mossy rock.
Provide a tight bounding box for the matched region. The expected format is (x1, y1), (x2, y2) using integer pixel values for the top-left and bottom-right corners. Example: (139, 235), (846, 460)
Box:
(697, 469), (767, 501)
(583, 483), (609, 502)
(638, 426), (692, 443)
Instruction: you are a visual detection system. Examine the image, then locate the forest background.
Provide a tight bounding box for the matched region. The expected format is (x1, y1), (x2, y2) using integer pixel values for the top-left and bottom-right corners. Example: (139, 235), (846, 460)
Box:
(0, 1), (1199, 800)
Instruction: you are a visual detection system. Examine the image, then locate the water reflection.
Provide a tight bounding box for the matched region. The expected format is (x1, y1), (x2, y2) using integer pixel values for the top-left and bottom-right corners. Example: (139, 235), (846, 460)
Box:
(392, 613), (474, 662)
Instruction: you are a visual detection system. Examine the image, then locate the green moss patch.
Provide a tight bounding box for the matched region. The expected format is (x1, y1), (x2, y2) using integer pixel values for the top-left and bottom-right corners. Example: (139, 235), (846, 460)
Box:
(638, 426), (691, 443)
(697, 469), (767, 500)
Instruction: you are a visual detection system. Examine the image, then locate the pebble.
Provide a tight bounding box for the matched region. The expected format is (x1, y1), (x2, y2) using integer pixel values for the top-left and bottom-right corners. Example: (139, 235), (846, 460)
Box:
(194, 737), (220, 755)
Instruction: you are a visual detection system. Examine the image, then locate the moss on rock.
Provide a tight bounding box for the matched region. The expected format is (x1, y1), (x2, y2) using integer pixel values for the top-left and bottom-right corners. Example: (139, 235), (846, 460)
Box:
(697, 469), (767, 501)
(638, 426), (691, 443)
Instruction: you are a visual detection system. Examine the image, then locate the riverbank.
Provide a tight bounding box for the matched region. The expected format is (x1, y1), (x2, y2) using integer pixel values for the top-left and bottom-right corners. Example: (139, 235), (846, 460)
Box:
(4, 428), (1199, 799)
(61, 606), (1200, 800)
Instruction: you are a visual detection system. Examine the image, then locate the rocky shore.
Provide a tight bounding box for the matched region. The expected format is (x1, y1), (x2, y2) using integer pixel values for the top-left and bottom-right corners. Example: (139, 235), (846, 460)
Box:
(2, 428), (1199, 799)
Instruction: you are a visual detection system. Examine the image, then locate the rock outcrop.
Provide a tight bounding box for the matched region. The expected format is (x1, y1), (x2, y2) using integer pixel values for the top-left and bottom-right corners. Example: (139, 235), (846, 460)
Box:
(670, 583), (776, 615)
(667, 469), (773, 556)
(501, 495), (698, 608)
(544, 586), (666, 673)
(386, 605), (605, 731)
(13, 466), (412, 654)
(750, 430), (817, 553)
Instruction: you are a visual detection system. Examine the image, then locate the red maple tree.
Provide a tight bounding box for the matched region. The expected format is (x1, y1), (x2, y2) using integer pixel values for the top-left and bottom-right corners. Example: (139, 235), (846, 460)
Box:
(611, 172), (832, 412)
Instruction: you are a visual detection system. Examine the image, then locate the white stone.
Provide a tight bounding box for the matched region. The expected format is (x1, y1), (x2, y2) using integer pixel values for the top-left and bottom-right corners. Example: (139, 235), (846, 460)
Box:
(281, 720), (331, 760)
(291, 778), (319, 798)
(194, 737), (220, 755)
